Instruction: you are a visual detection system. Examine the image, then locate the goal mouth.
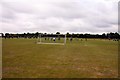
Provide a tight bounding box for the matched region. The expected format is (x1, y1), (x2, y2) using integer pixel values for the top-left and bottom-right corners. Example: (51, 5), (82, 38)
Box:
(37, 34), (66, 45)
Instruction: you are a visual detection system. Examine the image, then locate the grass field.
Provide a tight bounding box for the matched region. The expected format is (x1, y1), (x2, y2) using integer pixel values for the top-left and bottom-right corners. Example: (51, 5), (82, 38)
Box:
(2, 38), (118, 78)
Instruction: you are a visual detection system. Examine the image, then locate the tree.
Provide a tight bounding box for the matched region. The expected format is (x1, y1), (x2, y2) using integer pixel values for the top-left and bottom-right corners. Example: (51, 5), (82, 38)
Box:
(35, 32), (39, 38)
(114, 32), (119, 39)
(5, 33), (9, 38)
(102, 33), (106, 39)
(0, 33), (4, 38)
(56, 32), (60, 34)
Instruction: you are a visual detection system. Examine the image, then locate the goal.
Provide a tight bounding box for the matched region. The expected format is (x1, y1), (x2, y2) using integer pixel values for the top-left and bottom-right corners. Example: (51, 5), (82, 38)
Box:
(37, 34), (66, 45)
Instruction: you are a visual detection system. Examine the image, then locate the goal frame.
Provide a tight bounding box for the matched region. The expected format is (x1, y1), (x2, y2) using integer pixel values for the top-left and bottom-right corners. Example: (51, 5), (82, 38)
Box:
(37, 34), (66, 45)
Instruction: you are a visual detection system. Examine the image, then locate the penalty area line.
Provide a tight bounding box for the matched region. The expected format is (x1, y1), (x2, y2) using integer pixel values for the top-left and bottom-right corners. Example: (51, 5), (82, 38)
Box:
(37, 42), (65, 45)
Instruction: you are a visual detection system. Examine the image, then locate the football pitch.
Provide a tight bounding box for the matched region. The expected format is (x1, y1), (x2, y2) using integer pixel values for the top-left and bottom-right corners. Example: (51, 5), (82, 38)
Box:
(2, 38), (118, 78)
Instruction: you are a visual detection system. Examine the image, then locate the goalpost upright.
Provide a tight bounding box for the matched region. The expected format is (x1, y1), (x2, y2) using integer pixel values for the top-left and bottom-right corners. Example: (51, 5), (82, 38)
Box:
(64, 34), (66, 45)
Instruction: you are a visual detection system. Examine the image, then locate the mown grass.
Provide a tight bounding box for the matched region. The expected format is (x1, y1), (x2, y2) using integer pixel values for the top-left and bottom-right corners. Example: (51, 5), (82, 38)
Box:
(2, 38), (118, 78)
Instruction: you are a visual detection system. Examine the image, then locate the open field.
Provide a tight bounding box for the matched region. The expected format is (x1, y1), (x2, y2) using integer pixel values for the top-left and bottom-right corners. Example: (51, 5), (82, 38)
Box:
(2, 38), (118, 78)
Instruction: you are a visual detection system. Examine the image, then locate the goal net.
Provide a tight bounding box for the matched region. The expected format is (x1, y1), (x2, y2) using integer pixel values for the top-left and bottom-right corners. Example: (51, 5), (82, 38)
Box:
(37, 34), (66, 45)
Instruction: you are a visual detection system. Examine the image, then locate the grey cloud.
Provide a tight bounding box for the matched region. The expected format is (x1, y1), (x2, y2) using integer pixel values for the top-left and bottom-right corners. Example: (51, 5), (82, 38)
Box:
(1, 4), (16, 21)
(0, 0), (118, 33)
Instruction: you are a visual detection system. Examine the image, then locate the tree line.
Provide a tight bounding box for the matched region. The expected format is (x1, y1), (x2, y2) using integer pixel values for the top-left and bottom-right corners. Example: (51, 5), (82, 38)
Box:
(0, 32), (120, 40)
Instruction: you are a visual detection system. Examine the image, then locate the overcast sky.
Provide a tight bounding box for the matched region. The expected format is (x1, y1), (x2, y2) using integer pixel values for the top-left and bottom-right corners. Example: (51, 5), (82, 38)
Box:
(0, 0), (119, 34)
